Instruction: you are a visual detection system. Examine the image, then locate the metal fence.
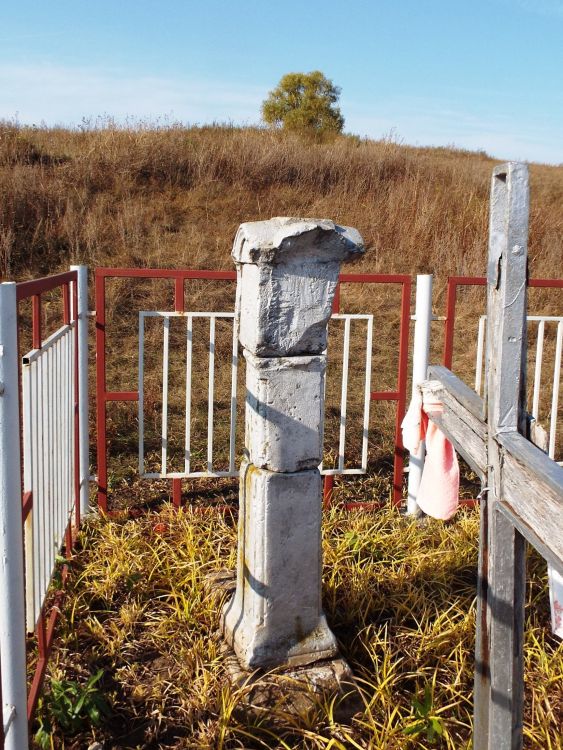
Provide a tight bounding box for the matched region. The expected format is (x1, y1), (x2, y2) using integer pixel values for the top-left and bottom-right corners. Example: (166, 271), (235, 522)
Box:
(96, 268), (411, 510)
(474, 314), (562, 463)
(137, 310), (375, 481)
(0, 267), (89, 750)
(1, 264), (561, 747)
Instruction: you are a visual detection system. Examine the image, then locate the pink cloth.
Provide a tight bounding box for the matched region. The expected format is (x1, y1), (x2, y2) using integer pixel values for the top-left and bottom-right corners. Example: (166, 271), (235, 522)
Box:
(402, 392), (460, 520)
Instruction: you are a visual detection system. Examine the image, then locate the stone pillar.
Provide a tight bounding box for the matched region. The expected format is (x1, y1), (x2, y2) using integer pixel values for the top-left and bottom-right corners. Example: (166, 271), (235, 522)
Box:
(222, 217), (364, 669)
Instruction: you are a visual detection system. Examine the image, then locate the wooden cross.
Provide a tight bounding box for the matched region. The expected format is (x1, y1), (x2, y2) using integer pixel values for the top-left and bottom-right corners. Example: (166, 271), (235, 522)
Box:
(419, 162), (563, 750)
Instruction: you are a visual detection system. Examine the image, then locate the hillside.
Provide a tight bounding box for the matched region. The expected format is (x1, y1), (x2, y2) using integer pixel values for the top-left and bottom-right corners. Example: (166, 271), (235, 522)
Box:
(2, 122), (562, 285)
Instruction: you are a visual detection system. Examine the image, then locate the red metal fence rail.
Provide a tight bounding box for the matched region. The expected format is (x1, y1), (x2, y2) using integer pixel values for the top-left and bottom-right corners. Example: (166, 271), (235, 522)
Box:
(443, 276), (563, 368)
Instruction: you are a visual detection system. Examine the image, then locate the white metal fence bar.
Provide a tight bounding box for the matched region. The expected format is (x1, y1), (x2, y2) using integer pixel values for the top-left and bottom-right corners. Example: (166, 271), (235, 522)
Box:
(337, 316), (351, 473)
(532, 319), (545, 420)
(139, 312), (237, 479)
(184, 315), (193, 475)
(475, 314), (563, 462)
(0, 282), (29, 750)
(406, 274), (433, 515)
(207, 317), (215, 473)
(22, 321), (75, 630)
(139, 311), (374, 479)
(320, 313), (374, 476)
(161, 317), (170, 475)
(361, 315), (374, 472)
(549, 321), (562, 461)
(138, 312), (145, 476)
(71, 265), (90, 517)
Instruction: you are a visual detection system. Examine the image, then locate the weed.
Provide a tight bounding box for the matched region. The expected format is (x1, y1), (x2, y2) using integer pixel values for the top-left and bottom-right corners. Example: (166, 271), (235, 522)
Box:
(34, 669), (110, 748)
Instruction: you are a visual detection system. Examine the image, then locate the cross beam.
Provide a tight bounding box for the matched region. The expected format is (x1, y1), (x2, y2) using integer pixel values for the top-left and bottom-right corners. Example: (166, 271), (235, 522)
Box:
(420, 368), (563, 574)
(420, 163), (563, 750)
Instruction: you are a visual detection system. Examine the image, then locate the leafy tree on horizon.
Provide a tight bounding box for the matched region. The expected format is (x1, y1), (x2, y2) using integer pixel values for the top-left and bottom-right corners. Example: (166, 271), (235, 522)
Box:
(261, 71), (344, 140)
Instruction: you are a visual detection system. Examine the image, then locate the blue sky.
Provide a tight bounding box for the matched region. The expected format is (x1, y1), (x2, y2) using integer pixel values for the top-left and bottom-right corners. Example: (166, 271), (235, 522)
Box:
(2, 0), (562, 164)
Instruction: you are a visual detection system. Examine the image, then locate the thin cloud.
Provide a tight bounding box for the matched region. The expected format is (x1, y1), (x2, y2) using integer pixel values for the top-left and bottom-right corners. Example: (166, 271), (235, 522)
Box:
(0, 62), (264, 127)
(344, 97), (563, 165)
(498, 0), (563, 18)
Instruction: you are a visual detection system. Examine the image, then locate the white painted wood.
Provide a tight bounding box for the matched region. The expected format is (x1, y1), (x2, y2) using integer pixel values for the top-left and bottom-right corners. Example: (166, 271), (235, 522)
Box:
(476, 162), (529, 750)
(420, 366), (487, 480)
(229, 313), (238, 474)
(0, 282), (30, 750)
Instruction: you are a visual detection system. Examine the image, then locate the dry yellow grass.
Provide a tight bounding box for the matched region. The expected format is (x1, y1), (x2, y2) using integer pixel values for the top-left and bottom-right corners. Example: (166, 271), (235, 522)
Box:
(36, 497), (562, 749)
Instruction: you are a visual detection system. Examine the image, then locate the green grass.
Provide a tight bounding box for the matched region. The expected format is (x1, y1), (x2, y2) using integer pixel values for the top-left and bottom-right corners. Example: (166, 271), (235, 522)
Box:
(34, 482), (562, 749)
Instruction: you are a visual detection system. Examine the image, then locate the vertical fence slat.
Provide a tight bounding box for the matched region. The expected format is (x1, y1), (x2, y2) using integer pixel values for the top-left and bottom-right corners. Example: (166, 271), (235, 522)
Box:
(361, 316), (374, 473)
(229, 316), (238, 474)
(70, 266), (90, 517)
(31, 357), (41, 628)
(207, 317), (216, 473)
(474, 162), (528, 750)
(184, 315), (193, 476)
(532, 319), (545, 419)
(475, 315), (486, 396)
(161, 317), (170, 475)
(548, 321), (562, 460)
(22, 360), (34, 631)
(138, 314), (145, 476)
(337, 317), (351, 472)
(0, 282), (30, 749)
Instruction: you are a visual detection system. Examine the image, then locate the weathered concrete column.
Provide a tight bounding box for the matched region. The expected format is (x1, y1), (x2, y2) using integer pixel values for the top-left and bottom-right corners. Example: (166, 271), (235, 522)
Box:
(222, 217), (364, 669)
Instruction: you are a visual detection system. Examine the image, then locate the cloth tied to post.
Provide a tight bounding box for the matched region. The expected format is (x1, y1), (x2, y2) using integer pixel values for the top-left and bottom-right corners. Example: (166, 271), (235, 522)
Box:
(401, 389), (460, 520)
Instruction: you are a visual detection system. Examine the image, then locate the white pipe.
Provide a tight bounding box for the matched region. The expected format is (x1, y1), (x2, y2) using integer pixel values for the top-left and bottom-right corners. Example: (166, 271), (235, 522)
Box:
(138, 313), (145, 477)
(0, 283), (30, 749)
(338, 317), (351, 472)
(548, 321), (562, 460)
(70, 265), (90, 517)
(532, 319), (544, 421)
(407, 274), (433, 516)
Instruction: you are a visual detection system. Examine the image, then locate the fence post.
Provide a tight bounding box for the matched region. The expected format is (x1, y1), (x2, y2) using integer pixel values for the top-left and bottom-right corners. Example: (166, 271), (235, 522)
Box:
(70, 266), (90, 517)
(406, 274), (433, 515)
(0, 282), (30, 749)
(474, 163), (529, 750)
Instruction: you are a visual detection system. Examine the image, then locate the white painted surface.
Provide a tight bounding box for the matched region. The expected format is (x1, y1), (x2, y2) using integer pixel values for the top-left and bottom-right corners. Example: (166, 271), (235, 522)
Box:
(22, 322), (75, 629)
(237, 260), (340, 356)
(70, 265), (90, 517)
(245, 352), (325, 473)
(232, 216), (364, 266)
(138, 311), (373, 478)
(234, 217), (364, 357)
(223, 217), (363, 670)
(406, 274), (433, 516)
(221, 461), (338, 668)
(0, 283), (30, 750)
(475, 315), (562, 462)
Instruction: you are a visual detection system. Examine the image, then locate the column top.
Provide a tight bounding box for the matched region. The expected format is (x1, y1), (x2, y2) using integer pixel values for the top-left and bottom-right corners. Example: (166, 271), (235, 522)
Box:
(232, 217), (364, 265)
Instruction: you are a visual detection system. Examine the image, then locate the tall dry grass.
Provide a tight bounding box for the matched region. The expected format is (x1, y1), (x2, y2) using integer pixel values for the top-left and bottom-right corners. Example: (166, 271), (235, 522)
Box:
(1, 120), (562, 286)
(2, 120), (561, 489)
